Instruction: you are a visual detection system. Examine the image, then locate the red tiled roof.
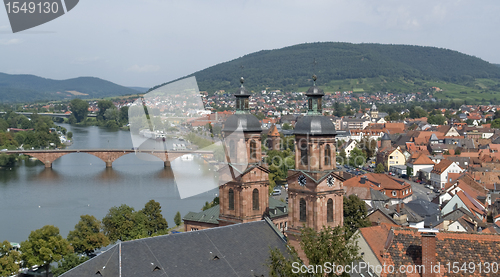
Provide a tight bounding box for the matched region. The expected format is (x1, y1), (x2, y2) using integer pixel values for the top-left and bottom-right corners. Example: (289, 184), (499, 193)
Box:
(368, 227), (500, 277)
(431, 159), (454, 174)
(267, 124), (280, 137)
(411, 153), (435, 165)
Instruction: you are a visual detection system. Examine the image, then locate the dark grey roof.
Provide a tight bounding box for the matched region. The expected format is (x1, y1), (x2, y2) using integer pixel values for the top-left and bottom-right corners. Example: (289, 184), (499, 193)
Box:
(306, 85), (324, 96)
(222, 114), (261, 132)
(183, 205), (220, 225)
(381, 133), (391, 141)
(294, 116), (336, 135)
(370, 188), (390, 201)
(60, 220), (287, 277)
(405, 199), (440, 219)
(269, 198), (288, 219)
(234, 85), (250, 97)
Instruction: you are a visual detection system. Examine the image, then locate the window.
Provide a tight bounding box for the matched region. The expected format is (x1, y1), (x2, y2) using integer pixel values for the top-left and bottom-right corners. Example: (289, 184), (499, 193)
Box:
(324, 144), (331, 166)
(327, 199), (333, 222)
(250, 139), (257, 161)
(229, 140), (236, 162)
(300, 142), (308, 166)
(392, 191), (397, 196)
(228, 189), (234, 210)
(252, 188), (259, 210)
(300, 198), (306, 222)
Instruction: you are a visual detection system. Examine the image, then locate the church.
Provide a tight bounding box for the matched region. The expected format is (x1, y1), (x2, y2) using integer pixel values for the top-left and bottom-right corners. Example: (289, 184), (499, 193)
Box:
(183, 76), (345, 240)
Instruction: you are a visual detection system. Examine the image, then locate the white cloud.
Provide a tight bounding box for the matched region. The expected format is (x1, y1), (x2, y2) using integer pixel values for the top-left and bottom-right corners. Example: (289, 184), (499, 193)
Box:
(126, 64), (161, 73)
(0, 39), (22, 45)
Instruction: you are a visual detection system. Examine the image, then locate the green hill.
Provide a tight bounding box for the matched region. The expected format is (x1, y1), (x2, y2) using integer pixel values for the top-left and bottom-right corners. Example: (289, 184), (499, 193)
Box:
(151, 42), (500, 94)
(0, 73), (139, 103)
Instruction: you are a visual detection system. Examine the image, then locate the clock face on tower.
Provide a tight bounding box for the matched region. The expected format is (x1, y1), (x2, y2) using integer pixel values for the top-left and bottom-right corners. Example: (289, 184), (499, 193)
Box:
(327, 175), (335, 187)
(298, 175), (307, 186)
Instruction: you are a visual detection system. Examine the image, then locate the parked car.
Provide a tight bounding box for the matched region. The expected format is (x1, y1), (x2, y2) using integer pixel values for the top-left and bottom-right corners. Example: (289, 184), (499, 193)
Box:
(272, 188), (281, 196)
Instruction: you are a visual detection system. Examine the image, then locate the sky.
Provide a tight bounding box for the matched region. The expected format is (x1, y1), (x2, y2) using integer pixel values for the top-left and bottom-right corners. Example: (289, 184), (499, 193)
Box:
(0, 0), (499, 88)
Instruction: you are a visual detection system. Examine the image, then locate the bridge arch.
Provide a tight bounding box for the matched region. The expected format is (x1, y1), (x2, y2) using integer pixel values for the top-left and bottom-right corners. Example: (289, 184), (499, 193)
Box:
(9, 149), (212, 168)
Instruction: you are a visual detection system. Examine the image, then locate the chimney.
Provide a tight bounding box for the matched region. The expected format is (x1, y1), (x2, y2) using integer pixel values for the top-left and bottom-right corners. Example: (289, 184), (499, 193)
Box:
(421, 233), (437, 277)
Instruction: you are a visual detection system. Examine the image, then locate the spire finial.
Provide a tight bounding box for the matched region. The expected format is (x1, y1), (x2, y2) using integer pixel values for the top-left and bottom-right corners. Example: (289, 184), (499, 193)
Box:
(312, 74), (317, 86)
(240, 77), (244, 87)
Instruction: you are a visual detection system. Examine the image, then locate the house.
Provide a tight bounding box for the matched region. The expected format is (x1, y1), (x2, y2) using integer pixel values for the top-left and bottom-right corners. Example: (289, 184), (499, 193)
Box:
(439, 173), (488, 206)
(355, 225), (500, 277)
(407, 153), (435, 177)
(429, 159), (464, 189)
(343, 173), (413, 205)
(377, 147), (406, 172)
(60, 220), (287, 277)
(404, 199), (441, 228)
(339, 139), (357, 157)
(441, 190), (487, 222)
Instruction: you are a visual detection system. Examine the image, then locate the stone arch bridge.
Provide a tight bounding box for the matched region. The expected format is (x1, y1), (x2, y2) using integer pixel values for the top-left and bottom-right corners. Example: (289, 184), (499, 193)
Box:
(4, 149), (214, 168)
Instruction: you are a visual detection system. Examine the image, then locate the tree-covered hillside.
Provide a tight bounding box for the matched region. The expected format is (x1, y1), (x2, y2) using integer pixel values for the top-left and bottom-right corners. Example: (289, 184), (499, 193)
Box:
(0, 73), (139, 103)
(150, 42), (500, 93)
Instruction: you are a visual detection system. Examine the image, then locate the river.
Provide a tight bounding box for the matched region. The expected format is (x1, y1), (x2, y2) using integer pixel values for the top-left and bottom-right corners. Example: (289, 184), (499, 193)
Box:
(0, 123), (218, 243)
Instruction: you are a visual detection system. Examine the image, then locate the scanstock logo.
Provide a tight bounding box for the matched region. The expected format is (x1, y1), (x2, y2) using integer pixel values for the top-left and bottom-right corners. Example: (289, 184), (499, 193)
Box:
(3, 0), (79, 33)
(128, 77), (245, 199)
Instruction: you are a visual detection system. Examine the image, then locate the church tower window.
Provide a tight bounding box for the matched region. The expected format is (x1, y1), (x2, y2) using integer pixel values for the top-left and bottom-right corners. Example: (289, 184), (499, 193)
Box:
(252, 189), (259, 210)
(300, 198), (306, 222)
(228, 189), (234, 210)
(324, 144), (331, 166)
(327, 198), (333, 222)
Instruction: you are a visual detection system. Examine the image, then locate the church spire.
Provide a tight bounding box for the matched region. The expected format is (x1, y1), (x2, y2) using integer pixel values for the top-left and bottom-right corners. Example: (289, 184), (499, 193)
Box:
(234, 77), (250, 114)
(306, 75), (325, 115)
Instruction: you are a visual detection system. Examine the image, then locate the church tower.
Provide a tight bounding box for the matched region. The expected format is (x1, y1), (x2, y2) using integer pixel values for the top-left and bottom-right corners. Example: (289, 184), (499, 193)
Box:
(267, 124), (281, 151)
(286, 75), (344, 239)
(370, 103), (378, 120)
(218, 78), (270, 226)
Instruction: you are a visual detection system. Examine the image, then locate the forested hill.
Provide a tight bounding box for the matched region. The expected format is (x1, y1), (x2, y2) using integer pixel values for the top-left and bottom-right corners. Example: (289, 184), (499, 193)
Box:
(151, 42), (500, 93)
(0, 73), (139, 103)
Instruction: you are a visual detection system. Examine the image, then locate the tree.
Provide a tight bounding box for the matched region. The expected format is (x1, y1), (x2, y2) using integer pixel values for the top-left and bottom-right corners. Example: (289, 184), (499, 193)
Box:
(268, 225), (360, 276)
(375, 163), (385, 173)
(97, 100), (114, 120)
(491, 118), (500, 128)
(67, 215), (109, 256)
(20, 225), (73, 277)
(1, 240), (21, 277)
(360, 137), (376, 158)
(282, 123), (292, 130)
(140, 200), (169, 236)
(454, 148), (462, 155)
(102, 204), (147, 242)
(343, 195), (371, 238)
(104, 108), (120, 122)
(202, 196), (220, 211)
(52, 253), (89, 277)
(348, 147), (366, 167)
(174, 211), (182, 226)
(119, 106), (129, 124)
(69, 99), (89, 123)
(67, 131), (73, 140)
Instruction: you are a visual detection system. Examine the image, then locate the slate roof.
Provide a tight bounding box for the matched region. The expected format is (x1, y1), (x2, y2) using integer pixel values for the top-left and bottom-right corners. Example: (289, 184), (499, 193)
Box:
(268, 197), (288, 219)
(60, 220), (287, 277)
(183, 205), (220, 225)
(293, 116), (336, 135)
(222, 114), (262, 132)
(405, 199), (440, 219)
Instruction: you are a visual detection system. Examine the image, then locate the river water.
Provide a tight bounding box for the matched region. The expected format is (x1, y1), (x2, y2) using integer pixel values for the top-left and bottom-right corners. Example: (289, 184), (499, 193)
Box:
(0, 123), (218, 243)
